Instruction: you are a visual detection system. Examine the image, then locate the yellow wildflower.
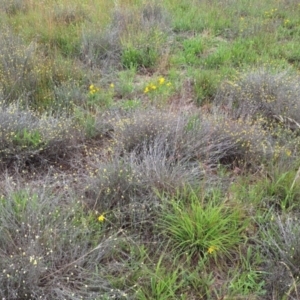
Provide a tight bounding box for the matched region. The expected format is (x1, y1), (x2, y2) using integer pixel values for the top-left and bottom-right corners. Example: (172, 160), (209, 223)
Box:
(144, 86), (150, 93)
(89, 84), (99, 95)
(98, 214), (105, 222)
(207, 245), (217, 254)
(158, 77), (165, 85)
(110, 83), (115, 88)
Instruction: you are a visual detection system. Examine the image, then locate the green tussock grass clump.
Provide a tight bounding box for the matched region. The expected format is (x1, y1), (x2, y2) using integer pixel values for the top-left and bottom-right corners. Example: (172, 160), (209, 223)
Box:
(159, 186), (248, 260)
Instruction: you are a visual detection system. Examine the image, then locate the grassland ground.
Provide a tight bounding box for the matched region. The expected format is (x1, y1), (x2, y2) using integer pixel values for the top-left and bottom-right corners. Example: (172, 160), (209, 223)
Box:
(1, 0), (300, 299)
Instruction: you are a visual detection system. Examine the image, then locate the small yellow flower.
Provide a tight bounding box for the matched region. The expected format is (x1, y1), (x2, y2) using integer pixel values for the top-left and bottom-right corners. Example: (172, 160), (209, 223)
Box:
(110, 83), (115, 88)
(98, 214), (105, 222)
(286, 149), (292, 157)
(158, 77), (165, 85)
(166, 82), (172, 87)
(89, 84), (99, 95)
(144, 87), (150, 93)
(151, 85), (157, 90)
(207, 245), (217, 254)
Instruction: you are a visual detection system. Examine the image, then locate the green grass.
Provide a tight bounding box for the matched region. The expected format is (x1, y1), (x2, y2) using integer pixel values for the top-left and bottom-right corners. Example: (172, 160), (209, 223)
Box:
(159, 187), (248, 260)
(2, 0), (300, 298)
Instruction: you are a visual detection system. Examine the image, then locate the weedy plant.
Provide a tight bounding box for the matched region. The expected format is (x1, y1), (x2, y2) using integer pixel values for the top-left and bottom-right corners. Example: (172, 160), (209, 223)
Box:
(116, 98), (142, 111)
(120, 2), (170, 70)
(193, 69), (220, 105)
(143, 76), (173, 105)
(178, 36), (204, 66)
(230, 162), (300, 213)
(258, 167), (300, 212)
(80, 2), (170, 71)
(115, 68), (136, 98)
(0, 27), (36, 105)
(86, 83), (113, 110)
(227, 246), (266, 297)
(135, 253), (186, 300)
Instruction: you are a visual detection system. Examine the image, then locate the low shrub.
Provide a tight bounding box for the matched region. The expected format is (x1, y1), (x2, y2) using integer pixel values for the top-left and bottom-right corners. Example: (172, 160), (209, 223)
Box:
(0, 103), (81, 170)
(0, 180), (130, 299)
(215, 69), (300, 133)
(111, 108), (276, 170)
(260, 214), (300, 299)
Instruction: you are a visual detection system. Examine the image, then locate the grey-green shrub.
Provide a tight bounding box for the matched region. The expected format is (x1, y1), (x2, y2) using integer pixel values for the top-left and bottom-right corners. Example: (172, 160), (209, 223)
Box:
(0, 103), (80, 170)
(260, 214), (300, 299)
(0, 180), (130, 299)
(214, 69), (300, 129)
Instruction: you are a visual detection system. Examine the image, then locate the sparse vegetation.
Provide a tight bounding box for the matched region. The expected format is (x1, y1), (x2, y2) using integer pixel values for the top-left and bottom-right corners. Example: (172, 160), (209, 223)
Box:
(1, 0), (300, 299)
